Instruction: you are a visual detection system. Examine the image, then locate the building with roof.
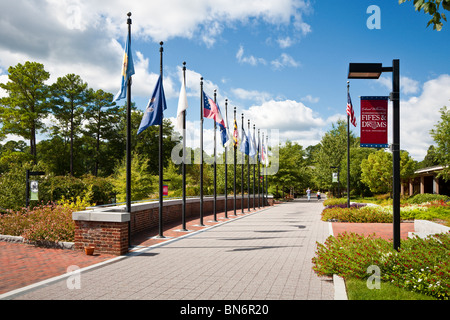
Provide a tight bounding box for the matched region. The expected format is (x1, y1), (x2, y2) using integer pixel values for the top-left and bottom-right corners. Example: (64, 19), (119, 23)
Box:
(401, 165), (450, 196)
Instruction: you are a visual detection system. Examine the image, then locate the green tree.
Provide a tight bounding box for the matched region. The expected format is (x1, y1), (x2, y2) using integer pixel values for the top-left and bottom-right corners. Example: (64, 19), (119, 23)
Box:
(111, 152), (156, 203)
(340, 147), (376, 197)
(83, 89), (119, 176)
(418, 145), (440, 168)
(430, 106), (450, 180)
(0, 61), (51, 162)
(313, 120), (358, 190)
(399, 0), (450, 30)
(361, 150), (417, 194)
(268, 140), (310, 197)
(50, 74), (90, 176)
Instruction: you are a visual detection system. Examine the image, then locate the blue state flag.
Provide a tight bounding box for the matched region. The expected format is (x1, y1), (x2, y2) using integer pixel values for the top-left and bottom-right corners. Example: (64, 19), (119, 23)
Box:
(239, 127), (249, 155)
(248, 130), (256, 158)
(113, 32), (135, 102)
(137, 75), (167, 135)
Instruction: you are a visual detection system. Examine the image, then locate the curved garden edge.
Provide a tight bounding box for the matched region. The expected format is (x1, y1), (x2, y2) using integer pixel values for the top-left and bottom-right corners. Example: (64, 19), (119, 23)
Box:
(0, 234), (74, 250)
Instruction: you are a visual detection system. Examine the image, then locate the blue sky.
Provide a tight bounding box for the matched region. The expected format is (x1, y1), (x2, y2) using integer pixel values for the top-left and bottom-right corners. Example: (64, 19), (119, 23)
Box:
(0, 0), (449, 161)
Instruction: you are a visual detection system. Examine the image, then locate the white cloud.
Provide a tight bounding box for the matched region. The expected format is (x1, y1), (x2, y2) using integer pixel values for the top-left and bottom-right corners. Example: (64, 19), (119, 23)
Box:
(243, 99), (325, 134)
(377, 75), (420, 95)
(271, 53), (300, 70)
(277, 36), (294, 49)
(236, 46), (267, 66)
(231, 88), (272, 103)
(390, 74), (450, 161)
(301, 95), (319, 103)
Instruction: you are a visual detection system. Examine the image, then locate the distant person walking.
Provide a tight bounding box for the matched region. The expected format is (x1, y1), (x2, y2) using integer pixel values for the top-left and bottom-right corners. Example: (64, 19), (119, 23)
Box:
(317, 191), (321, 201)
(306, 188), (311, 201)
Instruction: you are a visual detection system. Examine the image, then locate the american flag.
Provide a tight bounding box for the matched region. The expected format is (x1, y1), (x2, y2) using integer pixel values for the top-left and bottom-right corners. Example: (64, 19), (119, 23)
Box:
(347, 91), (357, 127)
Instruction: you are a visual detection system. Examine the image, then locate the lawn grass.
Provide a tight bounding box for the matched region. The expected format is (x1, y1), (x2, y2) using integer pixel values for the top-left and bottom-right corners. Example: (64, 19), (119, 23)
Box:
(345, 277), (437, 300)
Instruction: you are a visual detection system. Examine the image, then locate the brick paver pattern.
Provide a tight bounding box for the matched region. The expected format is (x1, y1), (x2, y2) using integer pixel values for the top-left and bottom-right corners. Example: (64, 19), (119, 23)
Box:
(10, 200), (334, 300)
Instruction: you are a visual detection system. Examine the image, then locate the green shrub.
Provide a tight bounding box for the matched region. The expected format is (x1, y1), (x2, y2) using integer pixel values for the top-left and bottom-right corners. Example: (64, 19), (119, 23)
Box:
(312, 232), (450, 300)
(0, 203), (75, 243)
(321, 206), (393, 223)
(405, 193), (450, 204)
(323, 198), (347, 207)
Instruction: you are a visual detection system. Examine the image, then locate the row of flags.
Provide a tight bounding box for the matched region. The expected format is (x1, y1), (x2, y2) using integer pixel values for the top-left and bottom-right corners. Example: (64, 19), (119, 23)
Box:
(113, 30), (270, 166)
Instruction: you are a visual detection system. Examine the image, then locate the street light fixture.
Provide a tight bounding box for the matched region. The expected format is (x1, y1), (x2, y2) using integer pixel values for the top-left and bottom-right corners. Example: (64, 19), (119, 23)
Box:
(348, 59), (400, 251)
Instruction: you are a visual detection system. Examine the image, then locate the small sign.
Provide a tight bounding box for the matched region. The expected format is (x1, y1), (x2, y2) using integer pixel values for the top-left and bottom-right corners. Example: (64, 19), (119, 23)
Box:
(30, 180), (39, 201)
(332, 173), (338, 183)
(163, 185), (168, 197)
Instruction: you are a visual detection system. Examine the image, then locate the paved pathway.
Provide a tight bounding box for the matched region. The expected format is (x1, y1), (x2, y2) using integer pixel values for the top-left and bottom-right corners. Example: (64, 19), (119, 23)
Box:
(4, 199), (334, 301)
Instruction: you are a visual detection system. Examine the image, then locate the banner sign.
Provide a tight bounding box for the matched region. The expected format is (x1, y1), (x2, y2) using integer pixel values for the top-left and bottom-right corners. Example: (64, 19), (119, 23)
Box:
(30, 180), (39, 201)
(360, 96), (389, 148)
(163, 185), (168, 197)
(332, 172), (338, 183)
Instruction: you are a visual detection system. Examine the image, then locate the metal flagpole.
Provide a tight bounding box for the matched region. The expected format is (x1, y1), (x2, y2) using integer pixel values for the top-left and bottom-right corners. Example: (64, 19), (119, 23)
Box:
(157, 41), (165, 238)
(247, 119), (251, 212)
(233, 107), (237, 216)
(261, 132), (265, 208)
(199, 78), (204, 226)
(241, 113), (244, 214)
(253, 124), (256, 210)
(266, 134), (269, 201)
(347, 81), (351, 209)
(224, 99), (229, 219)
(181, 62), (188, 231)
(125, 13), (132, 245)
(213, 90), (218, 222)
(258, 129), (261, 208)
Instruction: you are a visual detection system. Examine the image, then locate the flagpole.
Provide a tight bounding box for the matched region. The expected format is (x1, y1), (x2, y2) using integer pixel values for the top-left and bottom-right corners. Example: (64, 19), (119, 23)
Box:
(157, 41), (165, 238)
(253, 124), (256, 210)
(181, 62), (188, 231)
(258, 129), (261, 209)
(261, 131), (265, 208)
(266, 134), (269, 201)
(224, 99), (229, 219)
(241, 113), (244, 214)
(213, 90), (218, 222)
(125, 13), (133, 247)
(347, 81), (351, 208)
(200, 78), (204, 226)
(233, 107), (237, 216)
(247, 119), (250, 213)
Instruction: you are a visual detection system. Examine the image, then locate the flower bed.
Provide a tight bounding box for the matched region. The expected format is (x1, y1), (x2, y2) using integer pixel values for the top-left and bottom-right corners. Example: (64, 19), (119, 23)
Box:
(321, 200), (450, 225)
(0, 203), (75, 244)
(312, 232), (450, 300)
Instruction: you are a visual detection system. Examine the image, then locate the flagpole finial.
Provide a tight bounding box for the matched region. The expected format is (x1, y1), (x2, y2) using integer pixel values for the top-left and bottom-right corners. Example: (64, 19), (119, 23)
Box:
(127, 12), (132, 24)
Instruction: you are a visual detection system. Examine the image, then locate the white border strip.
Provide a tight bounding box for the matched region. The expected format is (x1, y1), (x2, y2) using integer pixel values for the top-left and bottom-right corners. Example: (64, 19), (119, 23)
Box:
(328, 221), (348, 300)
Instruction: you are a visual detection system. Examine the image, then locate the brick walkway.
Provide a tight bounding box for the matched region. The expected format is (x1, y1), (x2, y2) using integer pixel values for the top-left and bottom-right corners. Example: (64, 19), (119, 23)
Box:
(331, 222), (415, 240)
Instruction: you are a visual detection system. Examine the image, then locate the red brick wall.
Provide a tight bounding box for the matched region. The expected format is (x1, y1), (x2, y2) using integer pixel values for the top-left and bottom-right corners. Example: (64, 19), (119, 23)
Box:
(74, 220), (128, 255)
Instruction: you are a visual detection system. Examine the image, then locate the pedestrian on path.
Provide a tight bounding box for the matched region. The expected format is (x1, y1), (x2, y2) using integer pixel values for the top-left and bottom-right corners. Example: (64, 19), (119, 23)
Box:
(306, 188), (311, 201)
(317, 191), (321, 201)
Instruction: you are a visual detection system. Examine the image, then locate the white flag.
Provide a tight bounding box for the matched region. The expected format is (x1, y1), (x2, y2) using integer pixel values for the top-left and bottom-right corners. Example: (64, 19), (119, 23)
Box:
(176, 78), (188, 131)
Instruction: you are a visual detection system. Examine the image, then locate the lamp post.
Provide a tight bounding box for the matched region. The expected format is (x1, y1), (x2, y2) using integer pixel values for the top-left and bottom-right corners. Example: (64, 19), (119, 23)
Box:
(348, 59), (400, 251)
